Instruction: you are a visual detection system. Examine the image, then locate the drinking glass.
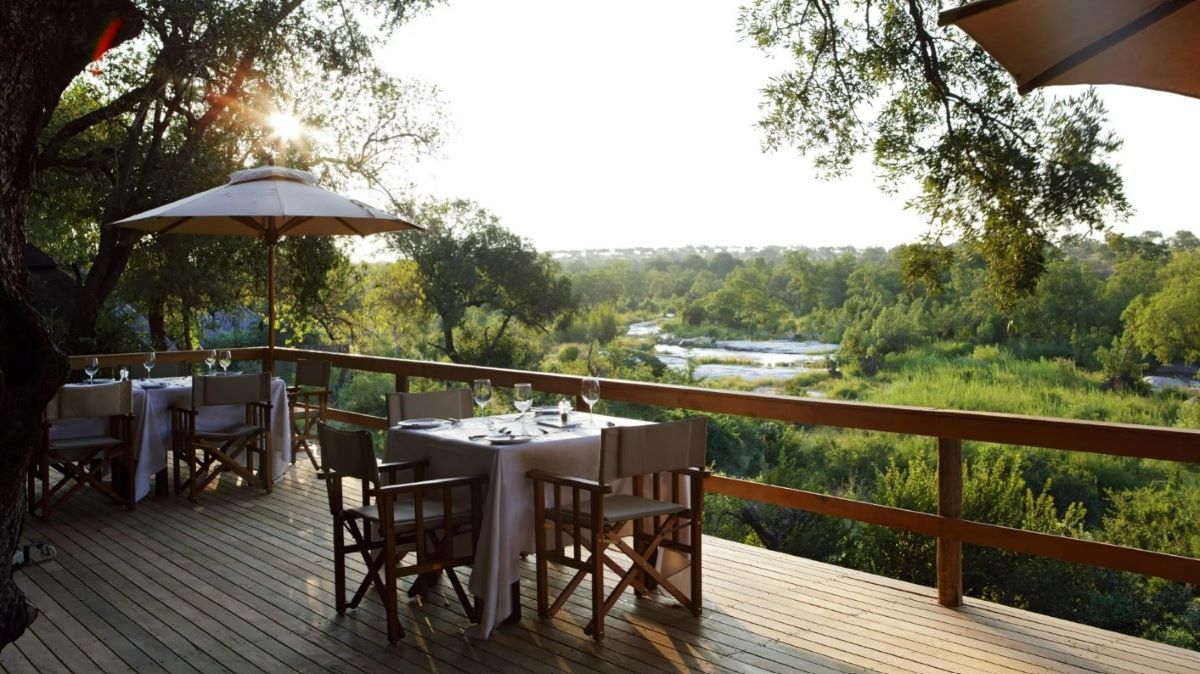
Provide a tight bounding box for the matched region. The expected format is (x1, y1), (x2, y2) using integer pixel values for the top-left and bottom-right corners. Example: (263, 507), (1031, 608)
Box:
(581, 377), (600, 426)
(118, 366), (129, 382)
(85, 357), (99, 383)
(513, 383), (532, 429)
(142, 352), (156, 380)
(473, 379), (493, 426)
(218, 349), (232, 373)
(204, 349), (217, 374)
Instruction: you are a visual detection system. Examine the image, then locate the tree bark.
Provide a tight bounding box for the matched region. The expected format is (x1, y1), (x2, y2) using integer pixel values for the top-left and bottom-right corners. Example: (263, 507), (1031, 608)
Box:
(0, 0), (141, 650)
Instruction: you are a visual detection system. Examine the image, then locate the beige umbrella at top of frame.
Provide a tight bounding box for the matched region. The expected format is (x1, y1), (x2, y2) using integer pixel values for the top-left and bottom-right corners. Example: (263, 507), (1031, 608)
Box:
(938, 0), (1200, 99)
(113, 166), (421, 371)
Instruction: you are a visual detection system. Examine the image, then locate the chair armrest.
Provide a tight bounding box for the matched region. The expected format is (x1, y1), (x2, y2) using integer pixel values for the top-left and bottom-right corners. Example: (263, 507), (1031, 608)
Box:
(373, 474), (487, 498)
(526, 469), (612, 494)
(169, 405), (196, 415)
(379, 460), (428, 475)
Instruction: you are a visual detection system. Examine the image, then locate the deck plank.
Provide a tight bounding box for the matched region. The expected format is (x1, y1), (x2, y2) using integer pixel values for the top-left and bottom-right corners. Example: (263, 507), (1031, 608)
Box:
(5, 461), (1198, 674)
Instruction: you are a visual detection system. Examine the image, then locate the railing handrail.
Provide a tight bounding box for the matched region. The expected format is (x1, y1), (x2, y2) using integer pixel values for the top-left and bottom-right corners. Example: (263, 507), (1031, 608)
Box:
(263, 346), (1200, 463)
(68, 346), (1200, 589)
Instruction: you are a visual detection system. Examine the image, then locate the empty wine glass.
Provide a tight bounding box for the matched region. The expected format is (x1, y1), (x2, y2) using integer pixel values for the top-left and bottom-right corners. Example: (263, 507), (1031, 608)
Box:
(204, 349), (217, 374)
(581, 377), (600, 426)
(142, 352), (156, 380)
(218, 349), (232, 373)
(85, 357), (99, 383)
(513, 383), (532, 430)
(473, 379), (493, 427)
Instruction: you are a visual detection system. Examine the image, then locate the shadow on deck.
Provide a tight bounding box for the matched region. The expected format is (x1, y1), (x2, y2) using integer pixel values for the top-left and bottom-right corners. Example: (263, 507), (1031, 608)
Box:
(4, 462), (1196, 674)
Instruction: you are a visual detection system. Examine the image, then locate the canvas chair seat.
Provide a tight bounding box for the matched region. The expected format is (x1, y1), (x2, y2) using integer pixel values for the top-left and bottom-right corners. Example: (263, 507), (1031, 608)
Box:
(48, 434), (123, 458)
(197, 423), (262, 441)
(350, 496), (473, 533)
(563, 494), (688, 526)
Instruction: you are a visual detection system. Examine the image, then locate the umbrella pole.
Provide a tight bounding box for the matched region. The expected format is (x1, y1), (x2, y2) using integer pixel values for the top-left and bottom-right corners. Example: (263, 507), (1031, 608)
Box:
(267, 237), (276, 374)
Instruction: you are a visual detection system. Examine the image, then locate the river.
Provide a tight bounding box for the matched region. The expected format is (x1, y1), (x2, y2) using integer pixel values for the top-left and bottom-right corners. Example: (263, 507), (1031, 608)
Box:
(626, 320), (838, 382)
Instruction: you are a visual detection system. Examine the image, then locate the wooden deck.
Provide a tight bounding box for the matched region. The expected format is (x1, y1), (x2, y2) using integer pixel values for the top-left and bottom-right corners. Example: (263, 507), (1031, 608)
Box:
(4, 462), (1197, 674)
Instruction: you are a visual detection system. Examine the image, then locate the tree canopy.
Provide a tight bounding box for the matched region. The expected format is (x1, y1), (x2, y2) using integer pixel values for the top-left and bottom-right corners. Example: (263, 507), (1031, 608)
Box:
(388, 199), (574, 367)
(28, 0), (444, 352)
(739, 0), (1130, 300)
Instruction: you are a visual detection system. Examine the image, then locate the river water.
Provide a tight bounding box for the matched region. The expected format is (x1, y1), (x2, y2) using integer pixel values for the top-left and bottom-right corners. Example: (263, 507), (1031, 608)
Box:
(626, 320), (838, 381)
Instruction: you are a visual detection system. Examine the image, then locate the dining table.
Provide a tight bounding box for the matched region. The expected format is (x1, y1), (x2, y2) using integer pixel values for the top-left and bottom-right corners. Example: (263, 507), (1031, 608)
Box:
(49, 376), (292, 501)
(384, 411), (694, 639)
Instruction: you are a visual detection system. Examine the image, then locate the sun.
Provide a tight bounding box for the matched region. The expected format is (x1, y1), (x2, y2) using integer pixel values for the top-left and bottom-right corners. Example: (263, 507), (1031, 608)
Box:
(268, 111), (304, 141)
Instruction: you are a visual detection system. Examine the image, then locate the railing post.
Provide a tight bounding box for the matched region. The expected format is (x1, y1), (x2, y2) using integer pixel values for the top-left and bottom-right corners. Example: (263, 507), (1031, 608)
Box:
(937, 436), (963, 607)
(395, 373), (409, 393)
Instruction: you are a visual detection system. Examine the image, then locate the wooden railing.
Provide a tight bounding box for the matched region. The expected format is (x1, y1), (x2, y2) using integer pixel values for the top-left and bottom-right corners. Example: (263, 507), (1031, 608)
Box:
(70, 346), (1200, 603)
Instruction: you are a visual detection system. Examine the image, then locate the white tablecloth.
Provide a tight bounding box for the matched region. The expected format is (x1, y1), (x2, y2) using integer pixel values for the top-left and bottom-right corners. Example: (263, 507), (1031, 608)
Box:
(49, 377), (292, 501)
(385, 413), (691, 639)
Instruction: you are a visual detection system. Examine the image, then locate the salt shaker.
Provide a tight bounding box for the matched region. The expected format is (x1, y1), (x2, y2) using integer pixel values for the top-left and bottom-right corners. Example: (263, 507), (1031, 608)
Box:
(558, 398), (570, 425)
(118, 366), (129, 381)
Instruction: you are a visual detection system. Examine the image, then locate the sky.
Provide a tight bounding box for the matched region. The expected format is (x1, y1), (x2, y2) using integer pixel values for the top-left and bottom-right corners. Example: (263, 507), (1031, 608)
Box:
(375, 0), (1200, 252)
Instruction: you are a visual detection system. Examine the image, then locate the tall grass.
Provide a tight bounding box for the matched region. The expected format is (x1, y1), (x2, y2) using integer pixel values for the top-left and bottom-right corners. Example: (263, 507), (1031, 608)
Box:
(833, 343), (1185, 428)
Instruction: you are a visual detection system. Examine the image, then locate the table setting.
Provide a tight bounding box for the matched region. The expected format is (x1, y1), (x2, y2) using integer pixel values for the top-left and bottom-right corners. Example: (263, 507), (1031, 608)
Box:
(383, 377), (678, 639)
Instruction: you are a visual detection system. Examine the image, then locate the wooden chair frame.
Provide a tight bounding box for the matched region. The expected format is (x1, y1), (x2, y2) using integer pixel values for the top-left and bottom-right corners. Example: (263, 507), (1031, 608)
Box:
(321, 458), (426, 615)
(320, 453), (486, 642)
(288, 360), (331, 470)
(376, 474), (486, 642)
(529, 423), (709, 641)
(30, 413), (136, 519)
(170, 400), (272, 501)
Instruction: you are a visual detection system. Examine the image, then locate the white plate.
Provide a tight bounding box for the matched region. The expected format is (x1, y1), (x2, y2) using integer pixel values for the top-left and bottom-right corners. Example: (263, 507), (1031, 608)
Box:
(532, 406), (561, 415)
(395, 418), (448, 430)
(485, 434), (534, 445)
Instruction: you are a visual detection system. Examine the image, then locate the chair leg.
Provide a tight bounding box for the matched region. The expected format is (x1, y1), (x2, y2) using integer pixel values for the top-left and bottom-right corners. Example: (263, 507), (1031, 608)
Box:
(533, 483), (549, 618)
(334, 521), (347, 614)
(691, 515), (702, 615)
(590, 537), (605, 641)
(39, 458), (50, 519)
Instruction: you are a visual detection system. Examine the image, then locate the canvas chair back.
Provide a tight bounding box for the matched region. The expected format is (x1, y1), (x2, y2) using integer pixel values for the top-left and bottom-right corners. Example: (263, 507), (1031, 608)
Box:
(45, 380), (133, 421)
(153, 360), (191, 378)
(318, 423), (379, 484)
(193, 372), (270, 407)
(387, 389), (472, 427)
(295, 358), (332, 388)
(598, 417), (707, 483)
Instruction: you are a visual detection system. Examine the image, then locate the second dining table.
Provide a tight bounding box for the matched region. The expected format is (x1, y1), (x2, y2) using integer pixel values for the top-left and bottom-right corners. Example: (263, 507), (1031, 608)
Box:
(49, 375), (293, 501)
(385, 410), (695, 639)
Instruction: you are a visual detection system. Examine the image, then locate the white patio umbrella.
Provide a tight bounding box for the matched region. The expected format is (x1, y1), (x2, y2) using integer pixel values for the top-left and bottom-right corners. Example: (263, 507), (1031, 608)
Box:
(113, 166), (421, 370)
(938, 0), (1200, 98)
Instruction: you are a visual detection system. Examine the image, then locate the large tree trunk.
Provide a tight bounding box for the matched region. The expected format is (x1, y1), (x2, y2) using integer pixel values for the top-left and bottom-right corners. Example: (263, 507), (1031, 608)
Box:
(0, 0), (141, 650)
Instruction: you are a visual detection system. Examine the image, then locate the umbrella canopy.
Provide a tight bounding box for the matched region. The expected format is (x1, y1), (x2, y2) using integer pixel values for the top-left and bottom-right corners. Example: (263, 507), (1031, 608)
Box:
(114, 166), (421, 368)
(938, 0), (1200, 98)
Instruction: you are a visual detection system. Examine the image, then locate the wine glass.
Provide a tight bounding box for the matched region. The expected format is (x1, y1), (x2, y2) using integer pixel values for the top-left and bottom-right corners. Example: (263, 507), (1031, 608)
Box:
(218, 349), (232, 374)
(473, 379), (493, 427)
(513, 383), (532, 430)
(581, 377), (600, 426)
(142, 352), (156, 380)
(204, 349), (217, 374)
(85, 357), (99, 383)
